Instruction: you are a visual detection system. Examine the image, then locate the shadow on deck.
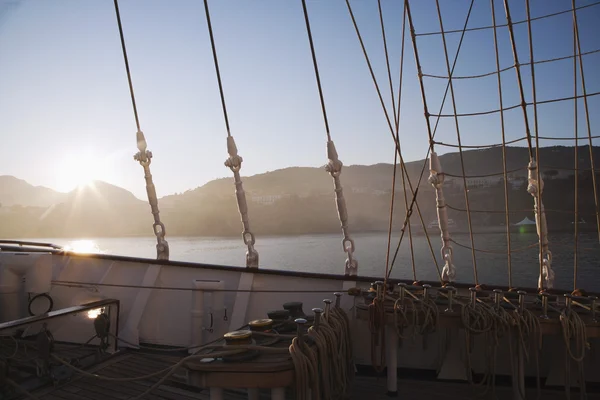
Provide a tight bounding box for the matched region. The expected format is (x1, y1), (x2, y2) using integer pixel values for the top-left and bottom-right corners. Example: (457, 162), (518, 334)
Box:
(18, 348), (598, 400)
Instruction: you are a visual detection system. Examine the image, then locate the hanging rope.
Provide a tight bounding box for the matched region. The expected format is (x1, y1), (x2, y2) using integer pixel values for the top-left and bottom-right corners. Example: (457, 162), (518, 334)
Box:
(113, 0), (169, 260)
(502, 0), (553, 290)
(301, 0), (357, 276)
(202, 0), (258, 268)
(560, 297), (588, 400)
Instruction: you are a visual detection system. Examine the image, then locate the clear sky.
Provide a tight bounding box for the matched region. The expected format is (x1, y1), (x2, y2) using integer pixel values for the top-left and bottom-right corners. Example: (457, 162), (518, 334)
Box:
(0, 0), (598, 199)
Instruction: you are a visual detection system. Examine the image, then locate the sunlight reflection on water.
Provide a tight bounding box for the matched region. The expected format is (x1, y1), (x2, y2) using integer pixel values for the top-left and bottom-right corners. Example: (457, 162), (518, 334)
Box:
(63, 239), (103, 254)
(34, 232), (600, 292)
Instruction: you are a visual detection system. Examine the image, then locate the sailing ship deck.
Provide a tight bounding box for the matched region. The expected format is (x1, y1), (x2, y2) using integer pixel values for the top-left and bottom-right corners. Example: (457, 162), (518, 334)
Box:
(15, 345), (598, 400)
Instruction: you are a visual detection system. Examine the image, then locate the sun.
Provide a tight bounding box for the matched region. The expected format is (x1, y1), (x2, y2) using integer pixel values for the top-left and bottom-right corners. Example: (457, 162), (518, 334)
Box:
(55, 154), (104, 192)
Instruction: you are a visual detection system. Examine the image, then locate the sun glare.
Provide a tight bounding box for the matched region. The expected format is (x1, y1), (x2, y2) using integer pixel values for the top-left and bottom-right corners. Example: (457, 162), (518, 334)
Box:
(56, 154), (105, 192)
(64, 240), (101, 254)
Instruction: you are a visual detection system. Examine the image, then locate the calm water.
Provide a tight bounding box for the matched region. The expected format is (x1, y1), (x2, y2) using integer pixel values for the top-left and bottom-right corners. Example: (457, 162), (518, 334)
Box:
(33, 232), (600, 292)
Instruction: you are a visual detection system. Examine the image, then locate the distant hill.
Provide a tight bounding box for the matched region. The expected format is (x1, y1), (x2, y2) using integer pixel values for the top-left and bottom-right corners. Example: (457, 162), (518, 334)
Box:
(0, 145), (598, 238)
(0, 175), (66, 207)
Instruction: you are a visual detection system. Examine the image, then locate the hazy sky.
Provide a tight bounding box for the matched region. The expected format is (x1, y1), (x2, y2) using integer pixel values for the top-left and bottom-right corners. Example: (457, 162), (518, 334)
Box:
(0, 0), (598, 199)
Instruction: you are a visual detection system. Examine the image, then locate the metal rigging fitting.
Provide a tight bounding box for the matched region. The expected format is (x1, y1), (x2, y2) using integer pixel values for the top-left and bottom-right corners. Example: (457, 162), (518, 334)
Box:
(224, 135), (259, 268)
(134, 130), (169, 261)
(326, 140), (358, 276)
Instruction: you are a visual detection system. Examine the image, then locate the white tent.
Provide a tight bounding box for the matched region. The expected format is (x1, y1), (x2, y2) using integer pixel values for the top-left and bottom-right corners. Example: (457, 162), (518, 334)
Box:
(514, 217), (536, 226)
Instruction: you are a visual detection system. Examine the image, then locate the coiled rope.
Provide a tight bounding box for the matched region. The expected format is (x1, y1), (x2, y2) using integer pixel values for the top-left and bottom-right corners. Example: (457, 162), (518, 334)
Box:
(560, 306), (588, 400)
(289, 336), (320, 400)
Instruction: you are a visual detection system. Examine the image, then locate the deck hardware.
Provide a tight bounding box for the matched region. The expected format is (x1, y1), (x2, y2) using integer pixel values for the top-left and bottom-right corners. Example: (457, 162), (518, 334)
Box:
(312, 308), (323, 331)
(323, 299), (332, 314)
(493, 289), (503, 311)
(203, 311), (214, 334)
(295, 318), (307, 346)
(398, 283), (407, 309)
(94, 312), (111, 352)
(223, 307), (228, 321)
(540, 292), (550, 320)
(443, 286), (455, 313)
(590, 296), (598, 323)
(469, 287), (477, 307)
(517, 291), (527, 313)
(422, 284), (431, 301)
(564, 293), (573, 312)
(334, 292), (342, 308)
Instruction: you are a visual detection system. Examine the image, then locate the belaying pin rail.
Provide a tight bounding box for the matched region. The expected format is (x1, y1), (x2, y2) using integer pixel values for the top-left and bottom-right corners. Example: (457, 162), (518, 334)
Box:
(493, 289), (503, 311)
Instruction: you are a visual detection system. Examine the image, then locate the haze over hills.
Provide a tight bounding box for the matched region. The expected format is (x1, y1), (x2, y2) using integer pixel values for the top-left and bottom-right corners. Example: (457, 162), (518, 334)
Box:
(0, 175), (67, 207)
(0, 145), (598, 238)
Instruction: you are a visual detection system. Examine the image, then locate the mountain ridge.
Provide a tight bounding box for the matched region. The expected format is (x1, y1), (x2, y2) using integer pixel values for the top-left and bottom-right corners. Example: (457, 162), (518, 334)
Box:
(1, 145), (598, 238)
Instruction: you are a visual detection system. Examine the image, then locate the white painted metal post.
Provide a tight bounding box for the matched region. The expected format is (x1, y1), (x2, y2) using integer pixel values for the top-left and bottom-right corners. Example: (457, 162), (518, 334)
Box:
(386, 325), (398, 395)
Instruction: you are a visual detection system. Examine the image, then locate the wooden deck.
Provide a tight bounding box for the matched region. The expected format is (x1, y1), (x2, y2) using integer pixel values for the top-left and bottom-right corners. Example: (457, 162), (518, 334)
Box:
(6, 348), (595, 400)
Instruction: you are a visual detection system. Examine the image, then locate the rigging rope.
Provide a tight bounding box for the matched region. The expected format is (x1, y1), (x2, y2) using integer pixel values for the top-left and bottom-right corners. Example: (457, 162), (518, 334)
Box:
(490, 0), (513, 289)
(415, 0), (600, 37)
(346, 0), (442, 282)
(113, 0), (169, 261)
(422, 47), (600, 80)
(401, 0), (477, 285)
(202, 0), (258, 268)
(572, 3), (579, 291)
(571, 0), (600, 244)
(434, 0), (480, 286)
(525, 0), (553, 291)
(502, 0), (553, 290)
(381, 0), (416, 284)
(301, 0), (358, 276)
